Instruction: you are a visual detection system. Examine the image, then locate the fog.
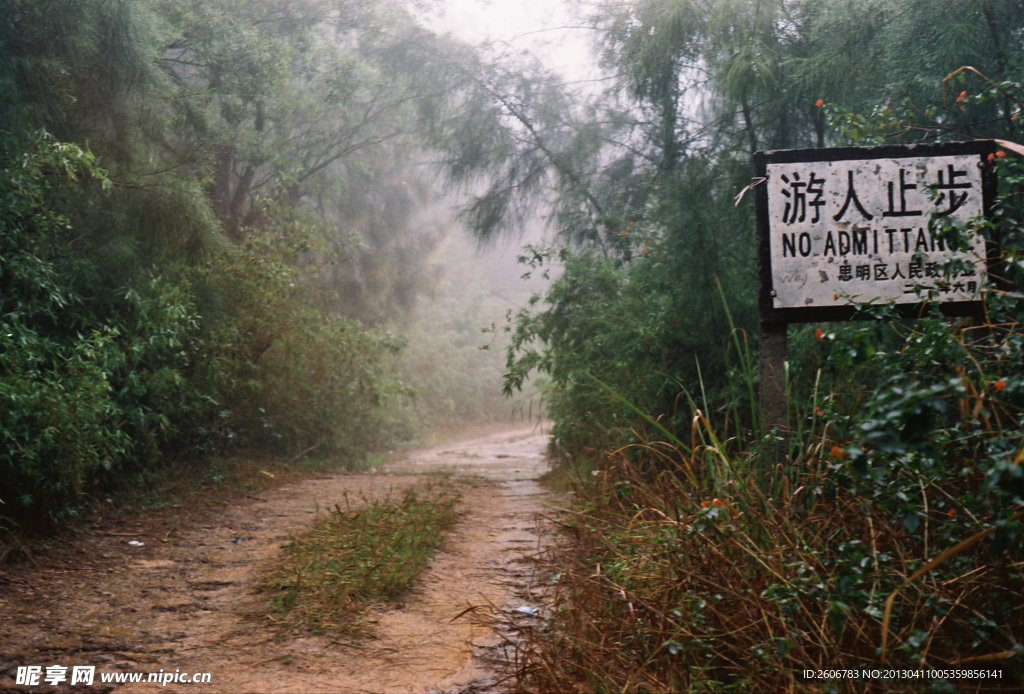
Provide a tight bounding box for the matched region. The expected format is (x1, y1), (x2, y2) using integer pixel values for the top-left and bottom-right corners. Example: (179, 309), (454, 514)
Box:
(420, 0), (598, 300)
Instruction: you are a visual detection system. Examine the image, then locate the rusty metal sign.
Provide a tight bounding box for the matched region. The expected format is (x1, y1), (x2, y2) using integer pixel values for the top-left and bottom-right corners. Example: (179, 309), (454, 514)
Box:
(754, 141), (997, 322)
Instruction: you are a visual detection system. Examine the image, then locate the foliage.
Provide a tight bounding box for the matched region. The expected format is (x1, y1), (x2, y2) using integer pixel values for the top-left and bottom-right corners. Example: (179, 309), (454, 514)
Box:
(0, 0), (526, 536)
(501, 165), (758, 462)
(504, 243), (688, 462)
(157, 0), (453, 323)
(0, 133), (213, 525)
(0, 131), (418, 532)
(445, 0), (1024, 463)
(514, 269), (1024, 690)
(489, 3), (1024, 690)
(261, 481), (462, 634)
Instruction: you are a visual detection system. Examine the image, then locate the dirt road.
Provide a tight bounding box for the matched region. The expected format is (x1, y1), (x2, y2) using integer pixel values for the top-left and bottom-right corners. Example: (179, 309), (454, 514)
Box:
(0, 426), (555, 693)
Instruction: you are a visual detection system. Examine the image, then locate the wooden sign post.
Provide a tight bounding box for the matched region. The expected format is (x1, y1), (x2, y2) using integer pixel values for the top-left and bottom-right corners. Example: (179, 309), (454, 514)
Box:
(753, 141), (998, 458)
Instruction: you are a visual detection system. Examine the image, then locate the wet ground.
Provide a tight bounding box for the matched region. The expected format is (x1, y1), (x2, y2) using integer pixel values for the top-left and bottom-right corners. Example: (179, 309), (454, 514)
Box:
(0, 426), (556, 693)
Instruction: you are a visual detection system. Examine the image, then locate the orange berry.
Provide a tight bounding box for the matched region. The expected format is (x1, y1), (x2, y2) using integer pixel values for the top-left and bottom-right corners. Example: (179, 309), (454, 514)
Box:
(994, 379), (1007, 391)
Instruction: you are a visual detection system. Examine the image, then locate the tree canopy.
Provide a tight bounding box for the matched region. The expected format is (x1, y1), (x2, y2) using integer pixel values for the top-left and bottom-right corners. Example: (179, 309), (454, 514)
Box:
(432, 0), (1024, 458)
(0, 0), (513, 527)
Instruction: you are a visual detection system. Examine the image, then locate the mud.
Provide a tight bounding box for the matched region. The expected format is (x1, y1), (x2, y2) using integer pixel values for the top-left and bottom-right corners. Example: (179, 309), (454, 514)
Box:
(0, 426), (556, 693)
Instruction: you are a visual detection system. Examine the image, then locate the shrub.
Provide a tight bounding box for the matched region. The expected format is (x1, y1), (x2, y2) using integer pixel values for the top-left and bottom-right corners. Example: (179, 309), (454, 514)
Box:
(511, 149), (1024, 694)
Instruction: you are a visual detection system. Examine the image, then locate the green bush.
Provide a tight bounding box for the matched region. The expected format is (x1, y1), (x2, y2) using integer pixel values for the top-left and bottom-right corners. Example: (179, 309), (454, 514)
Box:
(0, 134), (217, 525)
(515, 281), (1024, 690)
(0, 135), (118, 522)
(504, 233), (756, 465)
(0, 132), (408, 530)
(512, 81), (1024, 692)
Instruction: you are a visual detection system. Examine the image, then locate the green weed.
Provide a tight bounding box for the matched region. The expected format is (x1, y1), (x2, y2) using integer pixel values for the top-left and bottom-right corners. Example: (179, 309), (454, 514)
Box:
(505, 73), (1024, 693)
(260, 481), (462, 635)
(513, 284), (1024, 691)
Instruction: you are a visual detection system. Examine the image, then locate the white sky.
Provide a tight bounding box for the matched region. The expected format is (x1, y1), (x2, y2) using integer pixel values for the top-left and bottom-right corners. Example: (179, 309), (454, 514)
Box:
(423, 0), (599, 84)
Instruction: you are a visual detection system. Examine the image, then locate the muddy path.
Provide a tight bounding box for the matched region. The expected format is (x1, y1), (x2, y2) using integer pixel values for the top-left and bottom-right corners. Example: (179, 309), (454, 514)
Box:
(0, 427), (556, 693)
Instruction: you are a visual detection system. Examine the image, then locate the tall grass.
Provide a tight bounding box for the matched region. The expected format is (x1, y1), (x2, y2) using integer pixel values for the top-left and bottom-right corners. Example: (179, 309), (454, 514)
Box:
(512, 304), (1024, 692)
(496, 71), (1024, 693)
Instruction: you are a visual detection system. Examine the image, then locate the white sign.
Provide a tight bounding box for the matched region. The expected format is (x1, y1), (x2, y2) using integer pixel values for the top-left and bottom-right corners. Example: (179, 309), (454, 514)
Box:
(765, 154), (986, 310)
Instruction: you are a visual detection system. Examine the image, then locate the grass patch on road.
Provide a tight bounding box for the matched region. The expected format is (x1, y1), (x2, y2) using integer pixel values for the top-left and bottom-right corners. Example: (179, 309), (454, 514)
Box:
(261, 480), (462, 634)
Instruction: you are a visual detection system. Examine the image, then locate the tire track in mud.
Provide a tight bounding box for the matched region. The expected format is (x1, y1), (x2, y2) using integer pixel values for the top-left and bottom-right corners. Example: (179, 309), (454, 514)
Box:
(0, 426), (555, 693)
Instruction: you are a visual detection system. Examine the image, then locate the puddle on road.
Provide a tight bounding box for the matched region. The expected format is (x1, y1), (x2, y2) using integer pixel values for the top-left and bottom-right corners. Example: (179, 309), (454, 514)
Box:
(379, 426), (551, 481)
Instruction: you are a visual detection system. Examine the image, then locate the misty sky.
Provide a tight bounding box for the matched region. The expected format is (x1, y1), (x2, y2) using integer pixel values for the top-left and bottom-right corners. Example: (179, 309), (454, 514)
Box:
(427, 0), (598, 83)
(411, 0), (596, 301)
